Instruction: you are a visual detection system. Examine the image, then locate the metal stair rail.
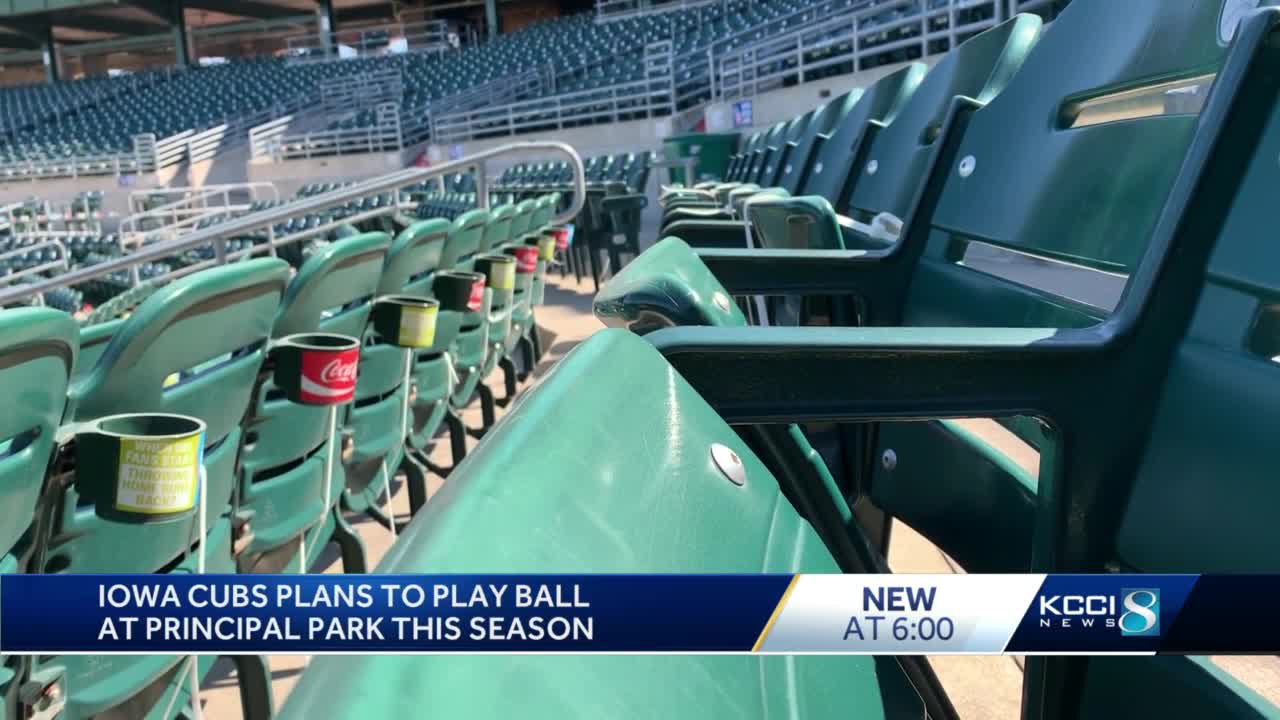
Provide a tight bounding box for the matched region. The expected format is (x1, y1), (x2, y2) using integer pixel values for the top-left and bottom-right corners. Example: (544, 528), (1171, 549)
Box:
(0, 140), (585, 306)
(595, 0), (721, 23)
(716, 0), (999, 101)
(284, 17), (452, 63)
(118, 182), (282, 249)
(259, 101), (405, 161)
(320, 69), (406, 117)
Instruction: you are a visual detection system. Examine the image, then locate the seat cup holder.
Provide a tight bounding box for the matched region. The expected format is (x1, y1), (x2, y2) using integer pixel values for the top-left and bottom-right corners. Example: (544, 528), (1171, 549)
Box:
(76, 413), (206, 524)
(372, 295), (440, 350)
(270, 332), (361, 407)
(268, 331), (362, 569)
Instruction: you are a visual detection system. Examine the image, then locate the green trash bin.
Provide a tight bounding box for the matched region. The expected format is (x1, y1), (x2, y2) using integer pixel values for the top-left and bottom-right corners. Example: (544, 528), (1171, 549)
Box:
(661, 132), (740, 185)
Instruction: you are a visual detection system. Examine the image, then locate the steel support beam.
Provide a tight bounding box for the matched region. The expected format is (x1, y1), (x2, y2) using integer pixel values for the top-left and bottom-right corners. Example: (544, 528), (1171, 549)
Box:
(485, 0), (498, 39)
(317, 0), (335, 55)
(42, 22), (59, 82)
(171, 0), (191, 66)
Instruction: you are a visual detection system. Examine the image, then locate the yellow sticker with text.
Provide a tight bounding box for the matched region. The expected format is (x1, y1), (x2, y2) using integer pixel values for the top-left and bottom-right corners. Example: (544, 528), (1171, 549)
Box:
(116, 434), (201, 515)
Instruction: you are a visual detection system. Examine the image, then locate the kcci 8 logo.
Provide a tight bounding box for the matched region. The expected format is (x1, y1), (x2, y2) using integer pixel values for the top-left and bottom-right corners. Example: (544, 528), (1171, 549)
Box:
(1119, 589), (1160, 637)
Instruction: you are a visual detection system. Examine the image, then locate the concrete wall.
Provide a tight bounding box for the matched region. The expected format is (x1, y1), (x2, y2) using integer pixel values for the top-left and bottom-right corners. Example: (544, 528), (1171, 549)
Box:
(245, 149), (407, 197)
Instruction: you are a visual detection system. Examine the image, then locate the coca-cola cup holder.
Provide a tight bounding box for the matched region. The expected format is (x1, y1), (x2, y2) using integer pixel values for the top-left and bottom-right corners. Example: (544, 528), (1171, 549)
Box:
(503, 244), (539, 275)
(270, 333), (362, 407)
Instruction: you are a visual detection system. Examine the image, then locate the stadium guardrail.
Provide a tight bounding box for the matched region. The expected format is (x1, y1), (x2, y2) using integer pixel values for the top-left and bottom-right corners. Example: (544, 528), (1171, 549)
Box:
(431, 75), (675, 144)
(594, 0), (721, 23)
(251, 102), (405, 162)
(0, 140), (585, 306)
(119, 182), (282, 249)
(284, 18), (453, 62)
(716, 0), (1004, 101)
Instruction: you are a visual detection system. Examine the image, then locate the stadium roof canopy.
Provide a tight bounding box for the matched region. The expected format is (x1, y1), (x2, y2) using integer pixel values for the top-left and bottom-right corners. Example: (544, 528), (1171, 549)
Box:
(0, 0), (400, 53)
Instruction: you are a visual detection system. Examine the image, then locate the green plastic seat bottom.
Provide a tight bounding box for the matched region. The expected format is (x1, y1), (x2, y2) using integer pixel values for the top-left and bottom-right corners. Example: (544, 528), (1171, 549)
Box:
(37, 521), (235, 719)
(281, 329), (922, 718)
(449, 324), (487, 409)
(408, 352), (451, 451)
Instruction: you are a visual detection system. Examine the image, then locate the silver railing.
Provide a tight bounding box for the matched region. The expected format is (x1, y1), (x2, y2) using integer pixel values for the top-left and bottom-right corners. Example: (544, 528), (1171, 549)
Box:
(595, 0), (721, 23)
(251, 102), (404, 162)
(0, 141), (585, 306)
(320, 69), (405, 116)
(119, 182), (281, 248)
(284, 19), (452, 62)
(432, 76), (674, 144)
(429, 67), (552, 119)
(434, 0), (875, 142)
(717, 0), (1002, 101)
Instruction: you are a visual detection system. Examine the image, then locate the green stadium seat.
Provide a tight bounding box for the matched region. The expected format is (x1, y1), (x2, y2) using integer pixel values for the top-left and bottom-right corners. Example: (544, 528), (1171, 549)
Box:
(336, 231), (423, 532)
(597, 0), (1222, 571)
(659, 58), (929, 247)
(278, 328), (926, 720)
(42, 258), (287, 719)
(0, 308), (77, 720)
(238, 232), (391, 575)
(374, 219), (459, 498)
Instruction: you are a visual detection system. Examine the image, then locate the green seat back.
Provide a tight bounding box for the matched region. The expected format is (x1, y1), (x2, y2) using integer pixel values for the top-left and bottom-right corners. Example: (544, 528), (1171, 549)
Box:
(742, 121), (786, 183)
(443, 209), (491, 269)
(845, 13), (1042, 225)
(774, 88), (862, 194)
(279, 329), (921, 720)
(1115, 29), (1280, 575)
(0, 308), (76, 570)
(44, 259), (286, 719)
(529, 193), (557, 230)
(377, 221), (449, 297)
(799, 62), (924, 203)
(276, 232), (391, 339)
(478, 205), (512, 254)
(726, 131), (762, 181)
(509, 199), (538, 239)
(758, 110), (815, 188)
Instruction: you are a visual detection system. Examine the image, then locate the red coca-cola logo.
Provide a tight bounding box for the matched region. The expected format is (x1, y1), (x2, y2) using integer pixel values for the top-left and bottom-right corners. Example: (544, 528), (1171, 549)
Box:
(513, 246), (538, 274)
(467, 278), (485, 311)
(554, 227), (571, 250)
(299, 347), (360, 405)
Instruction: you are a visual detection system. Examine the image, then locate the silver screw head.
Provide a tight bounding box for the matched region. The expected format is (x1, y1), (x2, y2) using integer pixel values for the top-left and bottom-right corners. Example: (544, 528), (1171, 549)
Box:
(712, 291), (731, 312)
(881, 449), (898, 471)
(711, 443), (746, 486)
(866, 159), (879, 175)
(958, 155), (976, 177)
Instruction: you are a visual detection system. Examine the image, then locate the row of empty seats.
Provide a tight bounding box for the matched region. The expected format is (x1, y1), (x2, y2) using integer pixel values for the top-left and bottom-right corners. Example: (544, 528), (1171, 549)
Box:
(0, 172), (567, 717)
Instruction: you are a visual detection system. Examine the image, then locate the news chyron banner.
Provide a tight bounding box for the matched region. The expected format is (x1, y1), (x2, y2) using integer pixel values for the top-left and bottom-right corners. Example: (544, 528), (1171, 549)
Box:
(0, 574), (1272, 655)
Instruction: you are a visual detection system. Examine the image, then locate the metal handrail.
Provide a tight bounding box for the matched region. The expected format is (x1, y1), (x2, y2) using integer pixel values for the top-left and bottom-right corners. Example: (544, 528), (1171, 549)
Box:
(0, 141), (585, 306)
(716, 0), (1005, 101)
(433, 76), (674, 143)
(121, 182), (281, 245)
(595, 0), (720, 23)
